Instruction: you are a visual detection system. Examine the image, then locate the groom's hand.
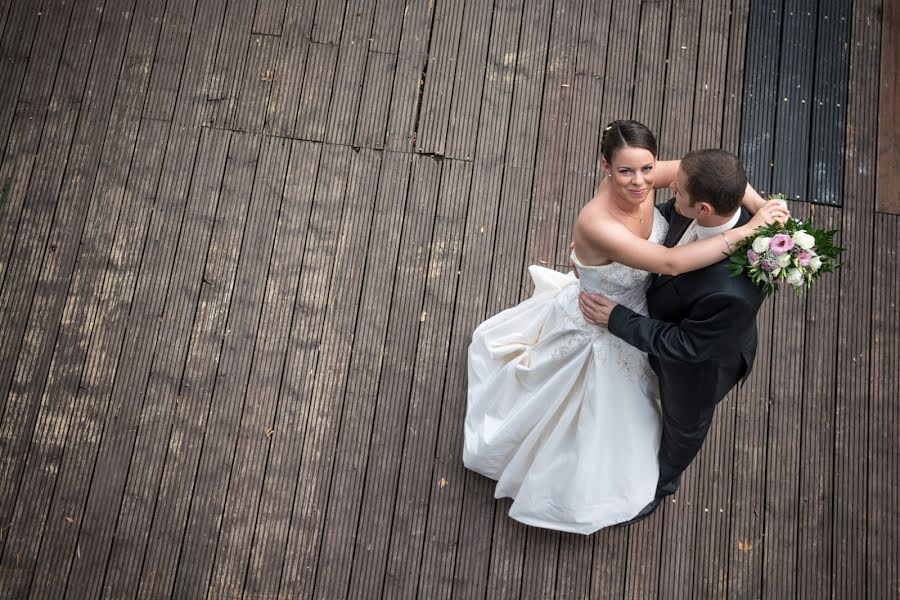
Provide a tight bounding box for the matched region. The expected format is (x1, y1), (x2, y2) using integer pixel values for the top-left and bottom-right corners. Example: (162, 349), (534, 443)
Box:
(579, 292), (617, 327)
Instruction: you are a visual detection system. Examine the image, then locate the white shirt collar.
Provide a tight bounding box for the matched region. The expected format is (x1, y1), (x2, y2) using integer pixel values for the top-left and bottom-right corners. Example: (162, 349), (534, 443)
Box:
(694, 209), (741, 240)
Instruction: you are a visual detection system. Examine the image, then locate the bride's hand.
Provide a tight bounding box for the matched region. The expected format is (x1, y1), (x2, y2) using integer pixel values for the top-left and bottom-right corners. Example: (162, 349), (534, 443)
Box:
(747, 200), (789, 230)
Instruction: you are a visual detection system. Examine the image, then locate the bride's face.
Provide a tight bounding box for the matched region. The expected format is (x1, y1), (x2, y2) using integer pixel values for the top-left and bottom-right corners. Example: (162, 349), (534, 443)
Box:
(604, 147), (656, 203)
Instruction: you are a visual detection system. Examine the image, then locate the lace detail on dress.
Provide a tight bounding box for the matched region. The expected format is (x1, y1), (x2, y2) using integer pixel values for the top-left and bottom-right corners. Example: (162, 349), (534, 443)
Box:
(571, 208), (668, 316)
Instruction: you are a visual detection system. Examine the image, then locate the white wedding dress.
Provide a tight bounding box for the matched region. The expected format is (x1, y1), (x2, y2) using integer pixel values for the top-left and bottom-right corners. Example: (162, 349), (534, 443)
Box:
(464, 208), (667, 534)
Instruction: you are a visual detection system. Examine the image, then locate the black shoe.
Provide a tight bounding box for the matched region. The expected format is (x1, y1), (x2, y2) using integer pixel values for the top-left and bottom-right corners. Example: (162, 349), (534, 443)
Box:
(615, 498), (661, 527)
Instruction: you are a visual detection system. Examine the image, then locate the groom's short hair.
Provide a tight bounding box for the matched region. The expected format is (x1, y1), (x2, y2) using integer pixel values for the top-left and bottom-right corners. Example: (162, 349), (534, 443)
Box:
(681, 149), (747, 215)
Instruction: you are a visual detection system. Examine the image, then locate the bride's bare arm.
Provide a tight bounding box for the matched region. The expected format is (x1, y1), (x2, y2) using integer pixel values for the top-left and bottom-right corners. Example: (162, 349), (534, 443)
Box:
(652, 160), (680, 189)
(578, 202), (787, 276)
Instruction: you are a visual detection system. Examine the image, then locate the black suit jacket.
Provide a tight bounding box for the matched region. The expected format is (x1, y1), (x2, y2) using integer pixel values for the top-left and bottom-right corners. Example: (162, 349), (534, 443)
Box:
(608, 199), (765, 409)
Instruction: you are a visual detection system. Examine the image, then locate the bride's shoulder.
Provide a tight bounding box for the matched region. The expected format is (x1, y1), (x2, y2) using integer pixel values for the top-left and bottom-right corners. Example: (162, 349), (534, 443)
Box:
(576, 197), (623, 240)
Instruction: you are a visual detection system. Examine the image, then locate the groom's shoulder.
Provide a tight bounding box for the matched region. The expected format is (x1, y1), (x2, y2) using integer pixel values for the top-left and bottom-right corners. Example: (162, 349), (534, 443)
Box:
(656, 198), (677, 221)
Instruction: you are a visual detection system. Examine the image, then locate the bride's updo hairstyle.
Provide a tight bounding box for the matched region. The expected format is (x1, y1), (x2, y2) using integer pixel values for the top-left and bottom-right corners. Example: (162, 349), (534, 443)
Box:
(600, 120), (658, 164)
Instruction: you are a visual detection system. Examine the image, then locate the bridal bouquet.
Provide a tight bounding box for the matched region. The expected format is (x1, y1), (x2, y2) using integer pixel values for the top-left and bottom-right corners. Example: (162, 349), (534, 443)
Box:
(727, 195), (844, 295)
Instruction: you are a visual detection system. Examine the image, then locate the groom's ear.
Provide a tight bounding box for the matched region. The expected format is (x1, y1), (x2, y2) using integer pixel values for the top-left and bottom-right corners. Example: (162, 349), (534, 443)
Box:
(697, 202), (714, 216)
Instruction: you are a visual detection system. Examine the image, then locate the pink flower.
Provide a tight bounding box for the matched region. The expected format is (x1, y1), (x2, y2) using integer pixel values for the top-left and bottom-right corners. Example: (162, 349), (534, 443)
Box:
(769, 234), (794, 255)
(760, 260), (777, 272)
(747, 249), (759, 265)
(797, 251), (812, 266)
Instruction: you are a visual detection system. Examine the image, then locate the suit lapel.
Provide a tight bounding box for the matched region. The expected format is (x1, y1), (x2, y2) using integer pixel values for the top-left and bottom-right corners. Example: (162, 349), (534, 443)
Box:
(649, 207), (752, 292)
(650, 211), (693, 290)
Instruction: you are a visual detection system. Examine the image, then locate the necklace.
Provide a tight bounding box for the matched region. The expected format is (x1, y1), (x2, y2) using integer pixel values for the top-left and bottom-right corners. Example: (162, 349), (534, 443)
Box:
(612, 200), (645, 223)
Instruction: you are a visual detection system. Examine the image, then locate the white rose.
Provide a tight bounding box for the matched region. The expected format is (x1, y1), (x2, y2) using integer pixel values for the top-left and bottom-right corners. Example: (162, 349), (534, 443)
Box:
(752, 236), (772, 254)
(776, 253), (792, 268)
(792, 230), (816, 250)
(809, 255), (822, 271)
(785, 268), (804, 286)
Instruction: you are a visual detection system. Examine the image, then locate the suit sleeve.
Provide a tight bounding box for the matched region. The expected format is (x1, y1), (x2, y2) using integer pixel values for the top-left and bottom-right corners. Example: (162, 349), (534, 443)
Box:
(607, 292), (757, 363)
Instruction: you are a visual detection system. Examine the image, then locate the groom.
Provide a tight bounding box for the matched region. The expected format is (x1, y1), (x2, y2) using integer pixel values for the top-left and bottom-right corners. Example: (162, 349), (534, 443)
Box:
(580, 149), (768, 523)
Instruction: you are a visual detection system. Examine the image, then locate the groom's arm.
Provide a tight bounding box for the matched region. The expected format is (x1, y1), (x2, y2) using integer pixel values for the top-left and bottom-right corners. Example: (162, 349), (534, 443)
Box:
(607, 293), (756, 363)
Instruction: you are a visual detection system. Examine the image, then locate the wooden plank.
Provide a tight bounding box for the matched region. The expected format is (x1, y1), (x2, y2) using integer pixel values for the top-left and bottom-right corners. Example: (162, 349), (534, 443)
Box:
(252, 0), (287, 36)
(631, 0), (671, 134)
(761, 199), (810, 599)
(142, 0), (200, 121)
(0, 0), (106, 527)
(588, 527), (629, 597)
(555, 535), (592, 598)
(383, 0), (434, 152)
(414, 0), (465, 155)
(180, 137), (293, 600)
(721, 0), (751, 154)
(442, 0), (493, 160)
(728, 2), (783, 593)
(274, 150), (384, 597)
(352, 49), (396, 149)
(293, 42), (339, 141)
(833, 0), (879, 595)
(690, 0), (730, 148)
(334, 150), (412, 600)
(283, 152), (437, 599)
(202, 138), (311, 598)
(0, 0), (42, 157)
(22, 123), (197, 598)
(869, 213), (900, 598)
(772, 0), (817, 203)
(106, 132), (260, 596)
(170, 0), (228, 126)
(0, 0), (137, 552)
(550, 0), (611, 270)
(231, 34), (280, 132)
(63, 127), (232, 600)
(739, 0), (782, 196)
(369, 0), (404, 53)
(310, 0), (347, 45)
(0, 0), (166, 593)
(324, 0), (377, 145)
(519, 0), (580, 307)
(518, 529), (558, 600)
(240, 140), (324, 599)
(251, 144), (351, 599)
(796, 205), (840, 598)
(876, 0), (899, 213)
(0, 0), (12, 43)
(810, 0), (851, 206)
(204, 0), (256, 128)
(762, 8), (819, 595)
(379, 159), (474, 600)
(324, 46), (367, 144)
(263, 0), (315, 136)
(0, 0), (75, 344)
(119, 132), (259, 600)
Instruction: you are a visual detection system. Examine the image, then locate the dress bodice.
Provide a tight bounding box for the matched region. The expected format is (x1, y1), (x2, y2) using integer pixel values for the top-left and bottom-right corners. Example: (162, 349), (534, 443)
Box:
(570, 208), (668, 315)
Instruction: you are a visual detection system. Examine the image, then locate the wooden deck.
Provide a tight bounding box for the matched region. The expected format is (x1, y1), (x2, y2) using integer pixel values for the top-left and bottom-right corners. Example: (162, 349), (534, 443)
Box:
(0, 0), (896, 598)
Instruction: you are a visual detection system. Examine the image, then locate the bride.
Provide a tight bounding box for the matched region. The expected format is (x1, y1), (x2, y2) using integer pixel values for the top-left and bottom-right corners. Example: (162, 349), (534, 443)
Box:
(463, 120), (784, 534)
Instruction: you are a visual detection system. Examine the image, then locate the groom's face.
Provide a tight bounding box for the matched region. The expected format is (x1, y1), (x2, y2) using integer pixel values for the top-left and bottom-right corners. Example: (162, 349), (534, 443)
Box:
(671, 168), (700, 218)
